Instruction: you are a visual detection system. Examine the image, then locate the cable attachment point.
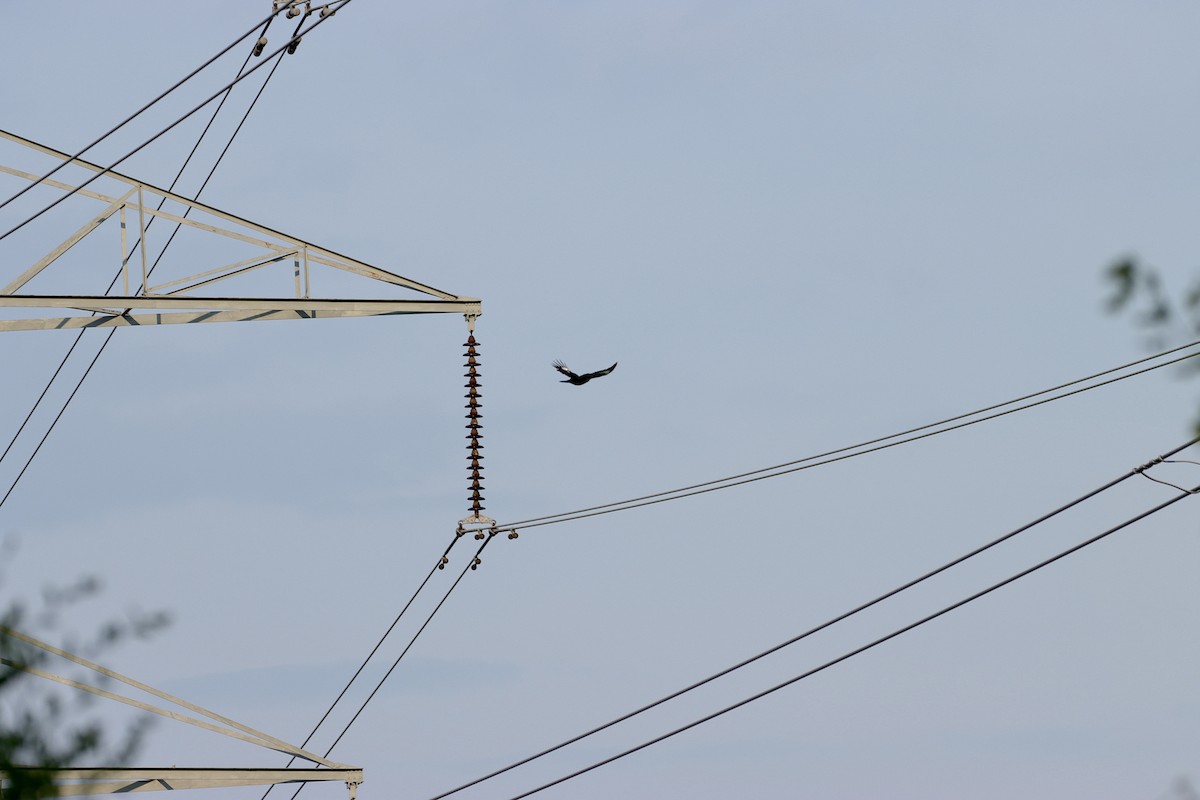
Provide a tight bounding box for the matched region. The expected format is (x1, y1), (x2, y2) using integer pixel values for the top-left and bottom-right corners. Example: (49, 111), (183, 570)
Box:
(438, 555), (449, 570)
(472, 526), (500, 541)
(507, 529), (519, 540)
(252, 36), (268, 57)
(1135, 456), (1200, 495)
(470, 556), (482, 571)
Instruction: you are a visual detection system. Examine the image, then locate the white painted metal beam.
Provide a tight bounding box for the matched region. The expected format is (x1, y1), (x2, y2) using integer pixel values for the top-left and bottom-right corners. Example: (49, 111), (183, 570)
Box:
(0, 628), (350, 769)
(5, 768), (362, 796)
(1, 188), (136, 294)
(0, 296), (481, 330)
(0, 294), (479, 312)
(0, 307), (456, 332)
(0, 129), (464, 301)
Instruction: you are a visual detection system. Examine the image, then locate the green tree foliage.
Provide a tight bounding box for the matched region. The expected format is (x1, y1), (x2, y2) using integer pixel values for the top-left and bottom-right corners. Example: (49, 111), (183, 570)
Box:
(1106, 257), (1200, 434)
(0, 570), (165, 799)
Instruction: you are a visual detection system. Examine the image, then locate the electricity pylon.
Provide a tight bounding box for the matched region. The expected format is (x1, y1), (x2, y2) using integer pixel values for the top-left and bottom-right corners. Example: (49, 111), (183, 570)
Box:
(0, 128), (483, 798)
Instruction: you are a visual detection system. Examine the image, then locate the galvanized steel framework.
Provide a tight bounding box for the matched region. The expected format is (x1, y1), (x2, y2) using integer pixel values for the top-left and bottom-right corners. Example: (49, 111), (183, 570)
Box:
(0, 129), (484, 797)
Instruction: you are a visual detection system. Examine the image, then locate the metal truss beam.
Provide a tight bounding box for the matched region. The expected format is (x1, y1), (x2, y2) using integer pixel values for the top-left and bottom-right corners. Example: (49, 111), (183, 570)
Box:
(0, 295), (482, 331)
(5, 768), (362, 797)
(0, 628), (363, 797)
(0, 129), (482, 332)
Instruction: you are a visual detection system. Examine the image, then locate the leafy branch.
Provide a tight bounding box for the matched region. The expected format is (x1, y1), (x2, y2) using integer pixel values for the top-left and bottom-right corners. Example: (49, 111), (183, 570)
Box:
(0, 568), (167, 799)
(1105, 257), (1200, 434)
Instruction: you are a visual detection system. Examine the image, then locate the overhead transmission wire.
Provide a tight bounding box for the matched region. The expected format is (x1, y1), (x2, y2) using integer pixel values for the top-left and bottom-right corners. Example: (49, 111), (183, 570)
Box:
(8, 1), (458, 790)
(256, 532), (467, 799)
(278, 532), (502, 800)
(505, 456), (1200, 799)
(0, 0), (352, 245)
(431, 434), (1200, 799)
(0, 6), (283, 214)
(0, 11), (316, 511)
(492, 339), (1200, 533)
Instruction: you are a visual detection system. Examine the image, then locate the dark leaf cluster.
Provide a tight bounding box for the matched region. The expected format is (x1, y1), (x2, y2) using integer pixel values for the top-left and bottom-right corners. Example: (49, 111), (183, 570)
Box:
(1, 569), (164, 799)
(1105, 257), (1200, 434)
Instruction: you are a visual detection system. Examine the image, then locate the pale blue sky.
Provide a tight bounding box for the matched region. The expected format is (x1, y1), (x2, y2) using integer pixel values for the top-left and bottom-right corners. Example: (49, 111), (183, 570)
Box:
(2, 3), (1200, 799)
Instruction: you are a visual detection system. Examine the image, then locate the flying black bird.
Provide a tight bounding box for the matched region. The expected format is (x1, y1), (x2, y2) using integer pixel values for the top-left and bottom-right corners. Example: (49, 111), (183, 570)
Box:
(553, 359), (617, 385)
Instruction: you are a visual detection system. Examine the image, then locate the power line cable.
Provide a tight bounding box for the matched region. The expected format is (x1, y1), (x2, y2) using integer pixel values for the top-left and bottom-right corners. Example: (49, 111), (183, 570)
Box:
(495, 343), (1200, 532)
(0, 0), (352, 244)
(0, 16), (304, 510)
(258, 532), (467, 800)
(505, 472), (1200, 799)
(0, 333), (86, 467)
(502, 338), (1200, 528)
(0, 337), (110, 509)
(286, 532), (500, 800)
(0, 23), (273, 477)
(429, 433), (1200, 800)
(0, 8), (282, 213)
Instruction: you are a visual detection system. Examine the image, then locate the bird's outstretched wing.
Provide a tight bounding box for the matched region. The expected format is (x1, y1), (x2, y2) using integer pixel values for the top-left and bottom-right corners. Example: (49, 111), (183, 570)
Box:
(552, 360), (579, 380)
(580, 362), (617, 381)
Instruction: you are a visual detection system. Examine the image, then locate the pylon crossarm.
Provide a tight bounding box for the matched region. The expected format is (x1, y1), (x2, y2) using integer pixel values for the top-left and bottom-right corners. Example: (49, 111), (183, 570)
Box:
(0, 128), (482, 331)
(0, 295), (482, 331)
(0, 658), (344, 769)
(2, 768), (364, 796)
(0, 627), (348, 769)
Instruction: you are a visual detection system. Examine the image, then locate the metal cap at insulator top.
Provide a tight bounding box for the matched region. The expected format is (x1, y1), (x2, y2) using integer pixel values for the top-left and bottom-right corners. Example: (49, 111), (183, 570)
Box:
(465, 409), (482, 419)
(464, 378), (480, 387)
(464, 356), (479, 366)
